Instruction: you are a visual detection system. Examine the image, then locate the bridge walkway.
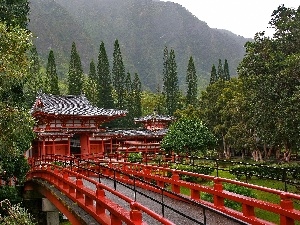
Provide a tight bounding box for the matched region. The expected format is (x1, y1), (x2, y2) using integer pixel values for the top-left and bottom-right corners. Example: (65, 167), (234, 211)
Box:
(82, 177), (245, 225)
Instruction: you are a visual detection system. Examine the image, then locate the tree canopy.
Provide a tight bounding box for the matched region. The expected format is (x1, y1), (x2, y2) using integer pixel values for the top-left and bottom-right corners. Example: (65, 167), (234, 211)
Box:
(161, 117), (216, 156)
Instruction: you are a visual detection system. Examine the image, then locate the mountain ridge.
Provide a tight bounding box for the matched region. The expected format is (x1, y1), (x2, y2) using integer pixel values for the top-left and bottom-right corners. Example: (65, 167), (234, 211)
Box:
(28, 0), (250, 91)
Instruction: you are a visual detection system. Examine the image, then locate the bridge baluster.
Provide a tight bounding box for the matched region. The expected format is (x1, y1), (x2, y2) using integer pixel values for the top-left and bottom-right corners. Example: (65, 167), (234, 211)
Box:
(213, 177), (224, 208)
(130, 202), (143, 224)
(62, 170), (69, 190)
(75, 177), (84, 199)
(191, 187), (200, 200)
(110, 213), (122, 225)
(171, 172), (180, 194)
(96, 184), (106, 214)
(280, 193), (295, 225)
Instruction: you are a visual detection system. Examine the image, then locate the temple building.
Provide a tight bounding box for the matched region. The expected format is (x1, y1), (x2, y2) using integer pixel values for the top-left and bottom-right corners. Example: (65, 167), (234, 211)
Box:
(30, 93), (174, 158)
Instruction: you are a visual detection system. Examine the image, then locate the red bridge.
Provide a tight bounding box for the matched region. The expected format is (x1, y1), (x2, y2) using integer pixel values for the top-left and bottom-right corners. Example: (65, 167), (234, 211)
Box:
(24, 155), (300, 225)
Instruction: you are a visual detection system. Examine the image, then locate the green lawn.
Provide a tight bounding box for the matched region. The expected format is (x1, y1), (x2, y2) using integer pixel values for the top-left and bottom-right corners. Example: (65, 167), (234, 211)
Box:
(199, 169), (300, 224)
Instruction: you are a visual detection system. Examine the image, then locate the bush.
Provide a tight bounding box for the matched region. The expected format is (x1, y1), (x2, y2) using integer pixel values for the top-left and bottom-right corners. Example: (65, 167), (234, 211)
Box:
(169, 163), (214, 182)
(127, 152), (143, 163)
(229, 163), (300, 181)
(201, 183), (257, 210)
(0, 186), (22, 204)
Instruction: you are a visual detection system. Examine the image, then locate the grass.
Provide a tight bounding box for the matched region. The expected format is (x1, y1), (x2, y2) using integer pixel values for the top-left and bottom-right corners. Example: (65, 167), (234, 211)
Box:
(209, 169), (300, 224)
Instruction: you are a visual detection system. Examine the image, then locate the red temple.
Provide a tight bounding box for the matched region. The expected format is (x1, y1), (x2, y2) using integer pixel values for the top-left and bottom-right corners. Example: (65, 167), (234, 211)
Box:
(29, 93), (174, 158)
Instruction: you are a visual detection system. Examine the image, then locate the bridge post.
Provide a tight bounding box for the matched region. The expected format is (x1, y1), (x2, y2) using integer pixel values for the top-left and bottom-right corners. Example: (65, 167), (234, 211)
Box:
(280, 193), (294, 225)
(213, 177), (224, 208)
(96, 184), (106, 214)
(171, 171), (180, 194)
(42, 198), (59, 225)
(130, 202), (143, 224)
(191, 188), (200, 200)
(75, 177), (84, 200)
(110, 213), (122, 225)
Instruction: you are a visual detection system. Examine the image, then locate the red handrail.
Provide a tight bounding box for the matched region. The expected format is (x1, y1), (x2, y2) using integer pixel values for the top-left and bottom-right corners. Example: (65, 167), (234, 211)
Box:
(27, 158), (175, 225)
(103, 161), (300, 225)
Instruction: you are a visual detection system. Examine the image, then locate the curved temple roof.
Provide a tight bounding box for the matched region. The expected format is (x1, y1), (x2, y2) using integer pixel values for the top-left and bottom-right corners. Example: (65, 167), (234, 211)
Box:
(31, 93), (127, 117)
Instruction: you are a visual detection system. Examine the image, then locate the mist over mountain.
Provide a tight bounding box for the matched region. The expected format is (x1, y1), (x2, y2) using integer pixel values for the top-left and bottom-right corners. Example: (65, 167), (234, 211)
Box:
(28, 0), (251, 91)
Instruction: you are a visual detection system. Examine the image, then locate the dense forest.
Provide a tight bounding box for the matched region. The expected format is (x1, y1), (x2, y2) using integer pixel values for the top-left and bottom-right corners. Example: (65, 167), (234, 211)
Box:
(28, 0), (251, 91)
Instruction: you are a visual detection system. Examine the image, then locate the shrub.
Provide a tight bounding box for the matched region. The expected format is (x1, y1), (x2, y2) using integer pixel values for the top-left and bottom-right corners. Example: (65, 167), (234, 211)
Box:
(169, 163), (214, 182)
(201, 182), (257, 210)
(127, 152), (143, 163)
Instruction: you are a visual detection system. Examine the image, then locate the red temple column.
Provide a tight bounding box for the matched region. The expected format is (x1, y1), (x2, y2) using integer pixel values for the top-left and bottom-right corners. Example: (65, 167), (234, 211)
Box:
(80, 134), (90, 156)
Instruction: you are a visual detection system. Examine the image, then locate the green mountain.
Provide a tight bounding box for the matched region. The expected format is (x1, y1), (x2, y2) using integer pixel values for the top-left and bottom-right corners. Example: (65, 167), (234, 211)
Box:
(28, 0), (251, 91)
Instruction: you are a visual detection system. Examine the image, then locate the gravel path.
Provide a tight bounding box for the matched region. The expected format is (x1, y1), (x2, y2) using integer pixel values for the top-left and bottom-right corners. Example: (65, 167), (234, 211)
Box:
(82, 177), (248, 225)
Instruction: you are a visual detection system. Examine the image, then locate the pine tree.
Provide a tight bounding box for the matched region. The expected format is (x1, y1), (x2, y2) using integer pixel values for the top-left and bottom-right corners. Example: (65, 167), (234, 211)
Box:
(210, 64), (217, 84)
(89, 60), (96, 80)
(224, 59), (230, 81)
(132, 72), (142, 120)
(112, 39), (126, 110)
(217, 59), (225, 81)
(123, 72), (133, 127)
(24, 46), (44, 106)
(97, 41), (114, 109)
(84, 60), (98, 105)
(46, 50), (60, 95)
(186, 56), (197, 106)
(163, 47), (179, 115)
(68, 42), (83, 95)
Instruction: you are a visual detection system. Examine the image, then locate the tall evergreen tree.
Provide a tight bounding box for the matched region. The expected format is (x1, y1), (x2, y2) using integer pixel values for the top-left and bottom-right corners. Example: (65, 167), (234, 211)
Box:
(217, 59), (225, 81)
(186, 56), (198, 106)
(210, 64), (217, 84)
(24, 46), (44, 106)
(132, 72), (142, 120)
(97, 41), (114, 108)
(112, 39), (126, 110)
(163, 47), (179, 115)
(46, 50), (60, 95)
(123, 72), (134, 127)
(89, 60), (96, 80)
(224, 59), (230, 81)
(84, 60), (98, 105)
(68, 42), (83, 95)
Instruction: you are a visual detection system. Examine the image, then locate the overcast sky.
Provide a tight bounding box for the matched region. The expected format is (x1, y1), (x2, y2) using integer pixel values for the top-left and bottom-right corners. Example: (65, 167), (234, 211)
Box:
(161, 0), (299, 38)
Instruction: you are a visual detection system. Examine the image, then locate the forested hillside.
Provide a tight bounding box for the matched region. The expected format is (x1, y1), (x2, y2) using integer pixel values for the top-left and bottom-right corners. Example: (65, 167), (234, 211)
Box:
(28, 0), (251, 91)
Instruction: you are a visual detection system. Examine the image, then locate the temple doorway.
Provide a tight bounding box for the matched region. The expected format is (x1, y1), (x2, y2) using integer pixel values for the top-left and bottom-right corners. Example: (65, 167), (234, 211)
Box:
(70, 134), (81, 155)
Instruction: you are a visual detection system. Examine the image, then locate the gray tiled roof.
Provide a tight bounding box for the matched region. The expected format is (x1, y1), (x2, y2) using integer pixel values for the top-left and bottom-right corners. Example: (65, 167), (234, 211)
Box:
(134, 114), (174, 122)
(97, 128), (168, 137)
(31, 93), (127, 117)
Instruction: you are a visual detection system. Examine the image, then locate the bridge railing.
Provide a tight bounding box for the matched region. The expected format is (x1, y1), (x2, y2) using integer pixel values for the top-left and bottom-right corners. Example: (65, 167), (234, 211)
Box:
(30, 155), (249, 225)
(27, 157), (176, 225)
(105, 161), (300, 225)
(30, 155), (300, 225)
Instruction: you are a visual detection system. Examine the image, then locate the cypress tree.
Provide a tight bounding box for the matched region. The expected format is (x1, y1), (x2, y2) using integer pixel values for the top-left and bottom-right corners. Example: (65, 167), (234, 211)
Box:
(123, 72), (133, 127)
(89, 60), (96, 80)
(224, 59), (230, 81)
(132, 72), (142, 120)
(68, 42), (83, 95)
(25, 46), (44, 106)
(97, 41), (114, 108)
(84, 60), (98, 105)
(210, 64), (217, 84)
(46, 50), (60, 95)
(112, 39), (126, 110)
(217, 59), (225, 81)
(186, 56), (197, 106)
(163, 47), (179, 115)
